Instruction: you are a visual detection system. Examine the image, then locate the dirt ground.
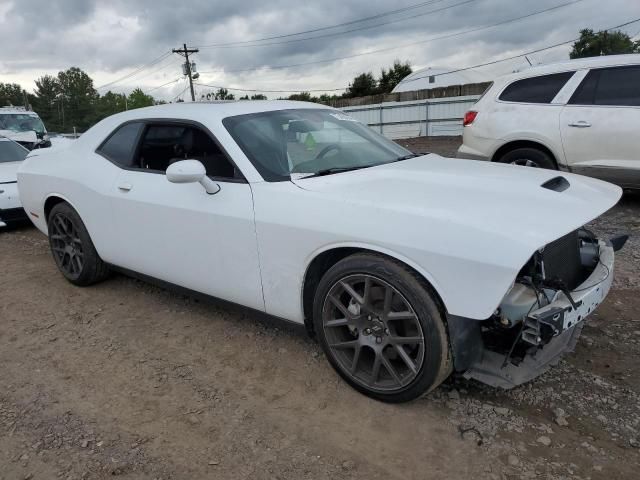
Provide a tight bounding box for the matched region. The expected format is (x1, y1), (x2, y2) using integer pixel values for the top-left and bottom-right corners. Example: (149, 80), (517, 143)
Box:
(1, 137), (639, 479)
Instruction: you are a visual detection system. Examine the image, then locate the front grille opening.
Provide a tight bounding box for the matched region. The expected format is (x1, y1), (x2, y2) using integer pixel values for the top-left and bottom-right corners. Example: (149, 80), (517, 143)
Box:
(517, 229), (593, 291)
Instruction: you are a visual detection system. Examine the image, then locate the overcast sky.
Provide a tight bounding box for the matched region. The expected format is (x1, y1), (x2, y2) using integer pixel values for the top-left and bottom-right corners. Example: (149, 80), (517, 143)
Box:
(1, 0), (639, 100)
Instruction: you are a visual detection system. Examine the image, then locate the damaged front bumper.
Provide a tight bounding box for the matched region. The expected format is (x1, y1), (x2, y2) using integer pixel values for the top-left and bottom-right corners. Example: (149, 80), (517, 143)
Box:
(449, 241), (616, 389)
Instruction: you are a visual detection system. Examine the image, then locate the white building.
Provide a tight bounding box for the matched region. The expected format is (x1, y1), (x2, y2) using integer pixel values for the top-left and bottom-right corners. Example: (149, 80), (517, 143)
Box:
(392, 67), (487, 93)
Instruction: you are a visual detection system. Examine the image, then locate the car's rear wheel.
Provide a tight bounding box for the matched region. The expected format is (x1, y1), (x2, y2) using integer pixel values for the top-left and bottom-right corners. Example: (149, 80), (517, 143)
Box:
(48, 202), (110, 286)
(498, 147), (556, 169)
(313, 253), (451, 403)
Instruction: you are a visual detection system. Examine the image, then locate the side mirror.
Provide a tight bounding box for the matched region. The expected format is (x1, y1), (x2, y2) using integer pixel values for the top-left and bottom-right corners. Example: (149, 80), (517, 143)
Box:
(166, 160), (220, 195)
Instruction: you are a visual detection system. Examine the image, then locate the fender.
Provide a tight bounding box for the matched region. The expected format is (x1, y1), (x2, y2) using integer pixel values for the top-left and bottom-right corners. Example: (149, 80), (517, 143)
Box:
(301, 240), (449, 316)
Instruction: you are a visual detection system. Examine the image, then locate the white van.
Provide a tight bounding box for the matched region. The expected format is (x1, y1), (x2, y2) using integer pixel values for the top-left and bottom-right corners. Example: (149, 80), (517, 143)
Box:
(458, 54), (640, 188)
(0, 106), (51, 150)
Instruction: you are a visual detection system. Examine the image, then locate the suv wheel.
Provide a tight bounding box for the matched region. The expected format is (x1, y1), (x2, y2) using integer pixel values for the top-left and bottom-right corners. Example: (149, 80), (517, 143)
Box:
(498, 147), (556, 169)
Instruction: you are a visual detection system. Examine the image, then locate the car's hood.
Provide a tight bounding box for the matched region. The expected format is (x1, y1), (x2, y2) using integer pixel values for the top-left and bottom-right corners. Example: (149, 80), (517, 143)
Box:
(0, 130), (37, 144)
(0, 161), (20, 183)
(291, 154), (622, 251)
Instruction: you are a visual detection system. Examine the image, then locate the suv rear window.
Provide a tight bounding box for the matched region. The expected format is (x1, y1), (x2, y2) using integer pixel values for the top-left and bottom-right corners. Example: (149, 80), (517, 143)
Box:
(569, 65), (640, 107)
(499, 72), (574, 104)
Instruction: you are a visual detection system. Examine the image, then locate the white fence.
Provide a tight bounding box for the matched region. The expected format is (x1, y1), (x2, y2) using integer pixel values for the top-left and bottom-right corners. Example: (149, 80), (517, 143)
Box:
(340, 94), (480, 139)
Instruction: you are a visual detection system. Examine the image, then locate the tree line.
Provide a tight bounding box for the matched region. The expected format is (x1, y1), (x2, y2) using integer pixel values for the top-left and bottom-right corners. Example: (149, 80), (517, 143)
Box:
(1, 67), (156, 133)
(286, 60), (412, 103)
(0, 28), (637, 133)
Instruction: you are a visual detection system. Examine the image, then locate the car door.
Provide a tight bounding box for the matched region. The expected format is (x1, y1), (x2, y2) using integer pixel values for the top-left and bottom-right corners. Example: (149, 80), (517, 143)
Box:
(560, 65), (640, 187)
(107, 120), (264, 311)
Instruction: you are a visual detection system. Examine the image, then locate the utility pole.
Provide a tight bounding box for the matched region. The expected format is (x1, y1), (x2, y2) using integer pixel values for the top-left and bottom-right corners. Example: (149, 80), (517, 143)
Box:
(172, 43), (199, 102)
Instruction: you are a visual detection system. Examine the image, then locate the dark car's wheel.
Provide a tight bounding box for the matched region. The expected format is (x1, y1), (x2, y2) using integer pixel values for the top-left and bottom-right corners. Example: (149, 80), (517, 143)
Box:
(498, 147), (556, 169)
(47, 202), (110, 286)
(313, 253), (451, 403)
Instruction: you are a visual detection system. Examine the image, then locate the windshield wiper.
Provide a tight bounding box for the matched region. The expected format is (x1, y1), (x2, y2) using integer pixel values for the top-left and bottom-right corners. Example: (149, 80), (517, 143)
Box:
(304, 165), (370, 178)
(393, 153), (422, 162)
(294, 155), (422, 179)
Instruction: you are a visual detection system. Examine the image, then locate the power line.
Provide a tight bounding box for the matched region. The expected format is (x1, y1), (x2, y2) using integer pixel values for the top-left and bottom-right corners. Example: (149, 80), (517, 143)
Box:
(194, 82), (347, 93)
(96, 51), (172, 90)
(170, 81), (191, 102)
(195, 0), (452, 48)
(117, 56), (183, 87)
(195, 16), (640, 96)
(198, 0), (585, 75)
(403, 16), (640, 84)
(146, 78), (182, 93)
(198, 0), (475, 49)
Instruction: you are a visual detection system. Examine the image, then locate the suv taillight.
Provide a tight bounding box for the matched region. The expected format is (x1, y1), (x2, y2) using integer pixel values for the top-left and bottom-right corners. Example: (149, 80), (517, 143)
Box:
(463, 110), (478, 126)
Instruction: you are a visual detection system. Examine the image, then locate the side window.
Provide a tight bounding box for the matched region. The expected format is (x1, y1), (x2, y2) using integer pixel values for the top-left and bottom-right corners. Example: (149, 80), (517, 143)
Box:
(570, 66), (640, 107)
(499, 72), (575, 103)
(136, 123), (238, 179)
(97, 122), (144, 167)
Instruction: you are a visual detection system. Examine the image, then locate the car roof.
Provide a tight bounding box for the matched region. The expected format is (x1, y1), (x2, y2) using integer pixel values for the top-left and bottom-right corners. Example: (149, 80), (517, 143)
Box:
(104, 100), (329, 125)
(0, 107), (40, 116)
(496, 53), (640, 83)
(70, 100), (334, 152)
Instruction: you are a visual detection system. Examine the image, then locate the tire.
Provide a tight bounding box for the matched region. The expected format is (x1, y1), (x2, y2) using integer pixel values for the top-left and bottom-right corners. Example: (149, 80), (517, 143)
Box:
(313, 253), (451, 403)
(497, 147), (557, 169)
(47, 202), (110, 286)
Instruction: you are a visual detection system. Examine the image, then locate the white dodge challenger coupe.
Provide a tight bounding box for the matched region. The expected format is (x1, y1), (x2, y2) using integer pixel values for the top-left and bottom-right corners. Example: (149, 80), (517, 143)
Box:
(18, 101), (626, 402)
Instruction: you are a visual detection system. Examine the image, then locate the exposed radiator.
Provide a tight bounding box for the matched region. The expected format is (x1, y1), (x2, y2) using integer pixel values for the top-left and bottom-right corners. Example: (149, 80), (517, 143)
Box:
(542, 230), (583, 290)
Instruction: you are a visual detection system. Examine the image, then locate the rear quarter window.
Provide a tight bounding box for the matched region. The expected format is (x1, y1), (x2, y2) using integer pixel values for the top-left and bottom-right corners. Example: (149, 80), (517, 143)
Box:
(499, 72), (575, 104)
(97, 122), (144, 168)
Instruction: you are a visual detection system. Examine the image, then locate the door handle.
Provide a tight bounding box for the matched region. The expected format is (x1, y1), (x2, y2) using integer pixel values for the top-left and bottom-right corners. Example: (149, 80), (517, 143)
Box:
(117, 183), (133, 192)
(568, 121), (591, 128)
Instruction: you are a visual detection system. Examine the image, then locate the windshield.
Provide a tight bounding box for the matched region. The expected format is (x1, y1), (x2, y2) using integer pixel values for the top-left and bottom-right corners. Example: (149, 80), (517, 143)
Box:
(0, 140), (29, 163)
(223, 108), (412, 181)
(0, 114), (46, 135)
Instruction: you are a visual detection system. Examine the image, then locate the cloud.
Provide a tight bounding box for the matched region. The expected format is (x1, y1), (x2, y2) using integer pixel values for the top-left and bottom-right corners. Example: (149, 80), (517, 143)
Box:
(0, 0), (638, 100)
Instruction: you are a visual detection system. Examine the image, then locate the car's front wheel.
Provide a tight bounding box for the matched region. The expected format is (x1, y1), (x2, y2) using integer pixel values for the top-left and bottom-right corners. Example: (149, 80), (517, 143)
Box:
(47, 202), (110, 286)
(313, 253), (451, 403)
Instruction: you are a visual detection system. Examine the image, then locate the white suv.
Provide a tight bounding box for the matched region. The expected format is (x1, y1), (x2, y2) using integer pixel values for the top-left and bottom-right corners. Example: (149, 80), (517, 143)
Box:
(457, 54), (640, 188)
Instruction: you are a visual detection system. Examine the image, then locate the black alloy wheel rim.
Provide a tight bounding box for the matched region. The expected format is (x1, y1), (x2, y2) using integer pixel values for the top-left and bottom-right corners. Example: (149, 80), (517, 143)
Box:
(322, 274), (426, 393)
(50, 213), (84, 278)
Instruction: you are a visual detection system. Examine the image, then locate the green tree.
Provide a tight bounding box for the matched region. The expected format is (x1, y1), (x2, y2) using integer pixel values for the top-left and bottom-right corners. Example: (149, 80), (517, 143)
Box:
(127, 88), (155, 109)
(570, 29), (640, 59)
(239, 93), (267, 100)
(211, 88), (235, 100)
(287, 91), (313, 102)
(30, 70), (159, 132)
(31, 75), (61, 131)
(96, 91), (127, 121)
(347, 72), (377, 97)
(56, 67), (99, 132)
(378, 60), (412, 94)
(0, 83), (25, 107)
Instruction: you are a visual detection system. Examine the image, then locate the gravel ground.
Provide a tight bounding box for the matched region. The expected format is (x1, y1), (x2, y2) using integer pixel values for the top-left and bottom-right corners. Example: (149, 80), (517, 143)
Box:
(396, 135), (463, 158)
(0, 136), (638, 479)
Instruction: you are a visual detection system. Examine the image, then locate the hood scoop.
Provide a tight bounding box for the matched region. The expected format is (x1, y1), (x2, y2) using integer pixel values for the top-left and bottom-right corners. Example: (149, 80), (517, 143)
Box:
(541, 176), (570, 192)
